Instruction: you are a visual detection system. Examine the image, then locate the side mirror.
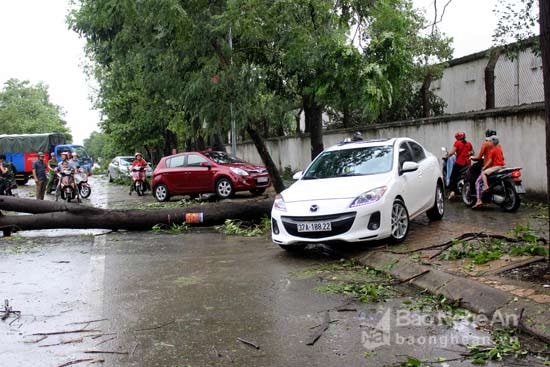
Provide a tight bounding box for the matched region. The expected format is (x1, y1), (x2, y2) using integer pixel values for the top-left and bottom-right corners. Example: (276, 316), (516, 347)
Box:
(113, 161), (119, 166)
(401, 161), (419, 174)
(200, 162), (212, 169)
(292, 171), (303, 180)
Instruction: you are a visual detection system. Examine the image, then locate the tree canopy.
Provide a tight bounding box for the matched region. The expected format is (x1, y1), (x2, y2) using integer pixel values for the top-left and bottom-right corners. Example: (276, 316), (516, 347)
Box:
(69, 0), (451, 150)
(0, 79), (71, 139)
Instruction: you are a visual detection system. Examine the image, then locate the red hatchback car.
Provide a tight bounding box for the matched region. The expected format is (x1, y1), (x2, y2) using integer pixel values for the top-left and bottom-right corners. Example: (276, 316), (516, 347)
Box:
(151, 151), (271, 201)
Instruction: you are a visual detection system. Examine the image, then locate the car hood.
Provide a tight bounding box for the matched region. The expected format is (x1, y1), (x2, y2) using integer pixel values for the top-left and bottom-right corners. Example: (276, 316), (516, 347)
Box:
(282, 173), (392, 202)
(225, 163), (267, 174)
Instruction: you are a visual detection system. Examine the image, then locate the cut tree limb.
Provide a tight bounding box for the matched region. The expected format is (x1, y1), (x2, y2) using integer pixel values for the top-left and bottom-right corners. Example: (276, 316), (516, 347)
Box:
(0, 196), (273, 234)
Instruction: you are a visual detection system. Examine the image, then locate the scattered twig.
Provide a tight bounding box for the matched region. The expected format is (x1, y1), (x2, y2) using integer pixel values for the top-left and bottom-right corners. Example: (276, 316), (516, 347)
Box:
(57, 359), (95, 367)
(90, 332), (116, 340)
(133, 320), (175, 332)
(31, 329), (102, 336)
(87, 359), (105, 365)
(306, 311), (330, 346)
(95, 336), (116, 346)
(396, 269), (430, 284)
(237, 337), (260, 350)
(39, 337), (84, 347)
(66, 318), (108, 326)
(84, 350), (128, 355)
(309, 319), (339, 329)
(1, 299), (21, 321)
(24, 335), (48, 344)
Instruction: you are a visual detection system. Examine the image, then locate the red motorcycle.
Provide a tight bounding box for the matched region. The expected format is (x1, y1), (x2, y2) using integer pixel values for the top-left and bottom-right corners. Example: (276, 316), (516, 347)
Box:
(130, 165), (146, 196)
(56, 168), (78, 203)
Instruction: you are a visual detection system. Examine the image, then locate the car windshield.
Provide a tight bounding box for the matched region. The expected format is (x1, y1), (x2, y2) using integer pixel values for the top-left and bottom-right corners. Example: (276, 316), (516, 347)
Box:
(120, 157), (133, 166)
(303, 146), (394, 179)
(203, 151), (244, 164)
(72, 146), (90, 159)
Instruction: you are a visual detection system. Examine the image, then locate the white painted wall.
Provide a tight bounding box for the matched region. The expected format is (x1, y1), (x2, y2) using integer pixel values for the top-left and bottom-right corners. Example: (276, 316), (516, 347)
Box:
(432, 49), (544, 114)
(233, 104), (547, 196)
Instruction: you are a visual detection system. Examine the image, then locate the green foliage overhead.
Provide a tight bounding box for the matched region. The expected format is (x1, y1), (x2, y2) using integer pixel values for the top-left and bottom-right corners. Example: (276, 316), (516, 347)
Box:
(69, 0), (453, 147)
(0, 79), (71, 138)
(493, 0), (539, 49)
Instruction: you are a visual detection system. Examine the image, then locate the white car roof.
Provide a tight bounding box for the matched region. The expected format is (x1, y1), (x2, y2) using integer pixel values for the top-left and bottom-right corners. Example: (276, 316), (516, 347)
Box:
(324, 137), (403, 152)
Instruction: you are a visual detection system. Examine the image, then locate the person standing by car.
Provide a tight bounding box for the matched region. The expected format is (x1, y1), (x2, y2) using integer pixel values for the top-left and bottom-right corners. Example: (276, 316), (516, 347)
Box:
(45, 152), (58, 194)
(32, 152), (48, 200)
(129, 152), (150, 194)
(446, 131), (473, 200)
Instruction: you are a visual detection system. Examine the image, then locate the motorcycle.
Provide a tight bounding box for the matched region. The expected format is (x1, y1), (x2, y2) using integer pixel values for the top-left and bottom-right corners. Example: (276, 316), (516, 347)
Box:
(75, 167), (91, 198)
(56, 168), (78, 203)
(461, 159), (524, 212)
(130, 165), (146, 196)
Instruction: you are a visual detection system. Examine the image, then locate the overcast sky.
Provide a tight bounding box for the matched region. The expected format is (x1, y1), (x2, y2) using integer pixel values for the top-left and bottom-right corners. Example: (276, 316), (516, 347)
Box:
(0, 0), (503, 144)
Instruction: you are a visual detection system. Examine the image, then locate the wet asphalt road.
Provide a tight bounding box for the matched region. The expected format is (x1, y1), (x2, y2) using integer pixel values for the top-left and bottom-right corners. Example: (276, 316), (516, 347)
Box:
(0, 176), (546, 366)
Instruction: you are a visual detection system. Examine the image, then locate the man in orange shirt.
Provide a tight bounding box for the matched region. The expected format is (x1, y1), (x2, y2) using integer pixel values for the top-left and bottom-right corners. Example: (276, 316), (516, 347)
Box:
(474, 136), (506, 208)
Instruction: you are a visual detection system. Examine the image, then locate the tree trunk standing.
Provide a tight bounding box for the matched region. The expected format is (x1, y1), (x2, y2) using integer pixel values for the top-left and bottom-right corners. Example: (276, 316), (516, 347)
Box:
(246, 125), (286, 193)
(539, 0), (550, 262)
(342, 102), (351, 129)
(0, 196), (273, 235)
(484, 49), (501, 109)
(420, 71), (433, 118)
(303, 95), (324, 160)
(164, 129), (178, 156)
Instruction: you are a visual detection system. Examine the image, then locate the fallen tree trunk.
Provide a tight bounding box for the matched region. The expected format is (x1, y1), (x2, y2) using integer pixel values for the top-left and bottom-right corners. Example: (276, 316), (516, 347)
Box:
(0, 196), (273, 235)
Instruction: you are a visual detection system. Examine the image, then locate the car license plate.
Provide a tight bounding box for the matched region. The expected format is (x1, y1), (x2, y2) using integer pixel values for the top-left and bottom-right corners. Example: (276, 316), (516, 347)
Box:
(514, 184), (526, 194)
(297, 221), (332, 232)
(257, 176), (269, 183)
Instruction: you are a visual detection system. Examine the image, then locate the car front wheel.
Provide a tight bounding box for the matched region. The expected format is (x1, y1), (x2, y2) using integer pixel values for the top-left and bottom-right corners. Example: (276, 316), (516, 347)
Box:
(154, 184), (170, 202)
(390, 199), (409, 243)
(215, 178), (234, 199)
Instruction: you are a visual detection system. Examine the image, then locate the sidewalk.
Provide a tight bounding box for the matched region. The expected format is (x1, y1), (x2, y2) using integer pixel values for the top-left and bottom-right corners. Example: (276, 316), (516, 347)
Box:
(356, 248), (550, 344)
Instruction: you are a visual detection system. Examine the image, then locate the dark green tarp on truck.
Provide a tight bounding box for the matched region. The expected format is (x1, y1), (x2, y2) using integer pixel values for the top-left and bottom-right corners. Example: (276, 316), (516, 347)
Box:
(0, 133), (66, 154)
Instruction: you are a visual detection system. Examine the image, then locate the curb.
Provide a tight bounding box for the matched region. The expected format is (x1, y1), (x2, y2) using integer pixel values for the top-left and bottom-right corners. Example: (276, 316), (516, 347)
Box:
(356, 250), (550, 344)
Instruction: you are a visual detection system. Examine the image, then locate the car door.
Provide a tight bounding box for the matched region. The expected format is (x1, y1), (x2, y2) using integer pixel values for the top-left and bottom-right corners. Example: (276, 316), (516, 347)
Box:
(407, 141), (434, 212)
(397, 142), (422, 216)
(164, 154), (187, 193)
(183, 154), (214, 192)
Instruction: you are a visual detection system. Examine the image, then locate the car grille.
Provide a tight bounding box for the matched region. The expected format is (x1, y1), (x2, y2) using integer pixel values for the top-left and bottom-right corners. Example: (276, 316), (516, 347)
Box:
(281, 212), (356, 239)
(249, 168), (267, 174)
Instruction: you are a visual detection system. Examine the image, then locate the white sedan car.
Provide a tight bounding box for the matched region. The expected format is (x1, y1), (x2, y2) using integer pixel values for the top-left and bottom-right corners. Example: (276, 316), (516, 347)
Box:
(271, 137), (444, 251)
(107, 156), (153, 182)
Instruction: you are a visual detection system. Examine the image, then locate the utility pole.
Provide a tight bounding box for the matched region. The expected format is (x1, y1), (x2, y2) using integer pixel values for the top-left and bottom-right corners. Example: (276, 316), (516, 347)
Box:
(540, 0), (550, 262)
(229, 27), (237, 156)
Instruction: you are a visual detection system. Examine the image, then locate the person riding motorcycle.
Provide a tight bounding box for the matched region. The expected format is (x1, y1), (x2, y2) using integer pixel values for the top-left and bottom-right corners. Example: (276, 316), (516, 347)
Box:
(446, 131), (473, 200)
(69, 152), (80, 170)
(46, 152), (58, 194)
(0, 154), (16, 195)
(129, 152), (150, 195)
(473, 136), (506, 209)
(56, 159), (81, 203)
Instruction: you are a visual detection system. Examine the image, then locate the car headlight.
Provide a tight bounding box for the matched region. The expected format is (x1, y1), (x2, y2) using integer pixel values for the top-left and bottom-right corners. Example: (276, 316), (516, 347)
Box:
(230, 167), (249, 176)
(273, 194), (287, 212)
(349, 186), (387, 208)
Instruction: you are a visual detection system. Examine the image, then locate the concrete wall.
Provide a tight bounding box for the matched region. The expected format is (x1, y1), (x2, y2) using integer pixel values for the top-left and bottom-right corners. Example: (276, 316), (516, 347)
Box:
(431, 49), (544, 114)
(233, 103), (547, 196)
